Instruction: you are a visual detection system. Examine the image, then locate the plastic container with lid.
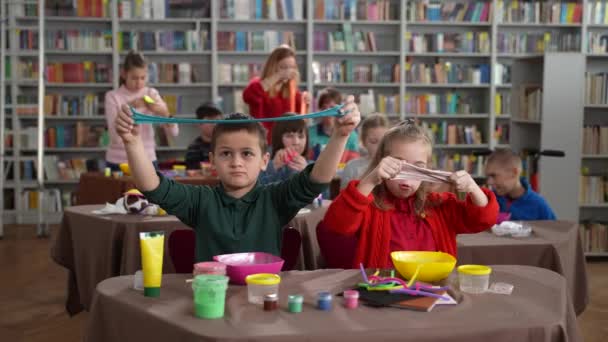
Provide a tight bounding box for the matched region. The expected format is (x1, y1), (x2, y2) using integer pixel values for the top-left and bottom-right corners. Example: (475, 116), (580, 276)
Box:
(193, 262), (226, 276)
(343, 290), (359, 309)
(287, 294), (303, 313)
(192, 274), (229, 319)
(244, 273), (281, 304)
(317, 292), (333, 311)
(173, 165), (187, 177)
(457, 265), (492, 294)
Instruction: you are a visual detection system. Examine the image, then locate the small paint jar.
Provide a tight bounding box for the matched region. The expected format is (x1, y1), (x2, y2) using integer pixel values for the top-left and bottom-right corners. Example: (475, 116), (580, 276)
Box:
(317, 292), (332, 311)
(343, 290), (359, 309)
(263, 293), (278, 311)
(287, 294), (303, 313)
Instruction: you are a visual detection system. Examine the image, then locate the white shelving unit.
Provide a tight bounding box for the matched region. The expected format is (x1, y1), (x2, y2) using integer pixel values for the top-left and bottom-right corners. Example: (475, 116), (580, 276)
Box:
(1, 0), (605, 234)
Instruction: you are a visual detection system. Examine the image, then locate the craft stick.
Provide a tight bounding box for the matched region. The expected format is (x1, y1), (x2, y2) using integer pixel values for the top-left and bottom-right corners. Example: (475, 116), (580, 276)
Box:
(289, 79), (296, 113)
(300, 91), (308, 114)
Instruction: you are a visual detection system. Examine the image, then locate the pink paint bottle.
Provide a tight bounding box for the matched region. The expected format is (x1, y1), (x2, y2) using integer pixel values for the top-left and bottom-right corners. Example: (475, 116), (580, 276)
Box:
(343, 290), (359, 309)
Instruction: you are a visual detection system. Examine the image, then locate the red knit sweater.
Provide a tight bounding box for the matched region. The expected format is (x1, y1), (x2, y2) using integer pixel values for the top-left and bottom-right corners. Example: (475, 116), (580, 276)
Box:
(323, 180), (499, 268)
(242, 77), (302, 143)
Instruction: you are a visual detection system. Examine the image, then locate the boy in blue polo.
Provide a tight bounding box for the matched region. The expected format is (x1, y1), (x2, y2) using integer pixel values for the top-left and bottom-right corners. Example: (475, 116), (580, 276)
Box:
(114, 97), (361, 261)
(485, 148), (556, 220)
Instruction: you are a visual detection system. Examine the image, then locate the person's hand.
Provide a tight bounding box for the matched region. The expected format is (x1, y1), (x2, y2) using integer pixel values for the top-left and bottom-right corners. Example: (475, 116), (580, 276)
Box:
(287, 154), (307, 171)
(116, 104), (140, 145)
(334, 95), (361, 137)
(449, 170), (478, 193)
(273, 149), (287, 170)
(361, 156), (402, 186)
(302, 91), (311, 105)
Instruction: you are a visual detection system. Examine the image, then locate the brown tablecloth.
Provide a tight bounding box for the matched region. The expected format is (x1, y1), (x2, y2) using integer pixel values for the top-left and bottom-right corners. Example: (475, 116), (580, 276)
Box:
(75, 172), (219, 205)
(84, 266), (581, 342)
(456, 221), (589, 315)
(51, 203), (329, 315)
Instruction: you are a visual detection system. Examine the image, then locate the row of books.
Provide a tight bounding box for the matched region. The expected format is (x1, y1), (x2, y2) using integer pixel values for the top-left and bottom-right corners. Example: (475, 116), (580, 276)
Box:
(42, 156), (105, 181)
(406, 32), (491, 54)
(404, 92), (481, 115)
(495, 93), (512, 115)
(43, 93), (104, 117)
(162, 95), (185, 114)
(217, 31), (296, 52)
(585, 72), (608, 105)
(312, 61), (399, 83)
(579, 175), (608, 204)
(582, 126), (608, 155)
(39, 0), (111, 17)
(314, 0), (398, 21)
(496, 32), (581, 53)
(41, 29), (113, 52)
(496, 1), (582, 24)
(145, 63), (206, 84)
(219, 63), (263, 83)
(588, 32), (608, 54)
(17, 61), (39, 80)
(221, 0), (304, 20)
(313, 27), (378, 52)
(407, 1), (492, 23)
(119, 31), (209, 52)
(494, 123), (510, 144)
(46, 62), (112, 84)
(421, 121), (484, 145)
(19, 189), (67, 213)
(405, 62), (491, 85)
(432, 152), (486, 176)
(514, 85), (542, 121)
(587, 1), (608, 24)
(580, 222), (608, 253)
(119, 0), (210, 19)
(17, 124), (108, 150)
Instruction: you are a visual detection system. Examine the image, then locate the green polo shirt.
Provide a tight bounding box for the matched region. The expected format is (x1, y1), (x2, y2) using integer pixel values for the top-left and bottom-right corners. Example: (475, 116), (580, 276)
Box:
(141, 164), (327, 262)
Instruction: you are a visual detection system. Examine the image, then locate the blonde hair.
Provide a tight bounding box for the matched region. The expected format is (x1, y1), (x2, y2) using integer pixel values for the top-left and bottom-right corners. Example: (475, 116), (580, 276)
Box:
(362, 119), (435, 214)
(360, 113), (389, 142)
(261, 45), (298, 98)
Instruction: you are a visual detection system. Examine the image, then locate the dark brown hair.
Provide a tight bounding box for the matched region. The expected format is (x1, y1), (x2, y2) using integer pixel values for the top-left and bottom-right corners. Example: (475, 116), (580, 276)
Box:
(261, 45), (297, 98)
(360, 113), (389, 142)
(120, 50), (146, 85)
(317, 87), (342, 109)
(361, 119), (435, 214)
(270, 113), (308, 158)
(211, 113), (267, 153)
(195, 102), (223, 120)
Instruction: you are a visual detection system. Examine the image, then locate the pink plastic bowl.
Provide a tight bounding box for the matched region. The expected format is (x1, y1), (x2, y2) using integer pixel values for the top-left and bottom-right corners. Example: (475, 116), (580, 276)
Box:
(212, 252), (284, 285)
(497, 212), (512, 224)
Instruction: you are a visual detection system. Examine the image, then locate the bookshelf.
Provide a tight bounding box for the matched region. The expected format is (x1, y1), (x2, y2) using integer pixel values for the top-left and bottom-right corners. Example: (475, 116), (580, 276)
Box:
(581, 5), (608, 255)
(1, 0), (606, 232)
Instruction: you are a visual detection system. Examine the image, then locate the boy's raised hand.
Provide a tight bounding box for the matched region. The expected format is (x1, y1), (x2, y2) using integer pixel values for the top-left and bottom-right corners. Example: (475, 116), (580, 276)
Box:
(116, 104), (140, 144)
(335, 95), (361, 137)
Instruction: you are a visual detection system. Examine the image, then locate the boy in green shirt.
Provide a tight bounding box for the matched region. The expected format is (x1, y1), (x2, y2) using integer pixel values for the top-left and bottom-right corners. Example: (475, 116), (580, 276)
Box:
(114, 97), (361, 262)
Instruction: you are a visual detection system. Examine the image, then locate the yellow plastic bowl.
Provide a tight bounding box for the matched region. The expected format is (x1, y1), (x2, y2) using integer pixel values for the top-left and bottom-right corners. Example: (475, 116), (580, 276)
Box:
(119, 163), (130, 176)
(391, 251), (456, 283)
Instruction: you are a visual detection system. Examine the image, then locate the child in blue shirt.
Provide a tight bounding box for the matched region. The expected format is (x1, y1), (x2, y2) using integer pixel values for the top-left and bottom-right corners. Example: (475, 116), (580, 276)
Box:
(485, 148), (556, 220)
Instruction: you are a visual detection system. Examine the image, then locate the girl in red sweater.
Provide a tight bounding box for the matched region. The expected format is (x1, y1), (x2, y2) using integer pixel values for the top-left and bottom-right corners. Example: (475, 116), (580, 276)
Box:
(242, 45), (309, 143)
(323, 120), (498, 268)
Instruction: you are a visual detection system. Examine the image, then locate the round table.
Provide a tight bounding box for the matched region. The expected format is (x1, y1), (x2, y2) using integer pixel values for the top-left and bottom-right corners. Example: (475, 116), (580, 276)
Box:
(51, 202), (329, 315)
(457, 221), (589, 315)
(84, 266), (581, 342)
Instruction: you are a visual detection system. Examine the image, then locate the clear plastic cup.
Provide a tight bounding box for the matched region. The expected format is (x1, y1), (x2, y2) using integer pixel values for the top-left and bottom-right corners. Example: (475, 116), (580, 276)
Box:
(245, 274), (281, 304)
(457, 265), (492, 294)
(192, 274), (229, 319)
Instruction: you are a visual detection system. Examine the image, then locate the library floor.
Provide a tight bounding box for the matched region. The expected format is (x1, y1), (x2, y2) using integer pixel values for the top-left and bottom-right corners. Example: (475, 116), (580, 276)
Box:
(0, 225), (606, 342)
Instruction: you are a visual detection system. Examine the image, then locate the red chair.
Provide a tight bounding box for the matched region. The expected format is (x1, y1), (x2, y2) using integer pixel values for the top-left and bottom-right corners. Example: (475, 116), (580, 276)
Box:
(168, 229), (196, 274)
(316, 220), (358, 269)
(280, 227), (302, 271)
(168, 228), (302, 273)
